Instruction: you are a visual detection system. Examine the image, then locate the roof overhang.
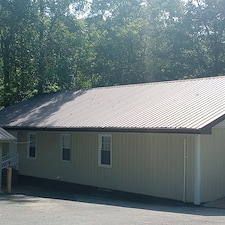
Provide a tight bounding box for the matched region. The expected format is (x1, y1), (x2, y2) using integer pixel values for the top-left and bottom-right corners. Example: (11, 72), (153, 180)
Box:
(0, 128), (17, 143)
(200, 114), (225, 134)
(3, 126), (209, 134)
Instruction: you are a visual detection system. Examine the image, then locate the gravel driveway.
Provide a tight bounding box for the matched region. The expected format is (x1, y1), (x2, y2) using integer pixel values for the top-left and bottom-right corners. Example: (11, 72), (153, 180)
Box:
(1, 185), (225, 225)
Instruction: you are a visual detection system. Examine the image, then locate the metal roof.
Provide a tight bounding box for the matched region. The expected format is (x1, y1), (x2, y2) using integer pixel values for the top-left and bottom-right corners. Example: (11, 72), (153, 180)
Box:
(1, 76), (225, 134)
(0, 128), (16, 142)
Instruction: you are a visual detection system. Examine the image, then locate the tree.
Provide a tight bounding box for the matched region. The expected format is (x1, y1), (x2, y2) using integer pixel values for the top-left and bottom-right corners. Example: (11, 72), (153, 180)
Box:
(1, 0), (225, 109)
(0, 0), (87, 107)
(143, 0), (189, 81)
(183, 0), (225, 77)
(0, 0), (37, 107)
(88, 0), (148, 86)
(34, 0), (87, 94)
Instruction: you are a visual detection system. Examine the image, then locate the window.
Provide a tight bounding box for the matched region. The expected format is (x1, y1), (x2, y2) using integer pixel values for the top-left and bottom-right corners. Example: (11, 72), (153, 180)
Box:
(98, 134), (112, 167)
(61, 134), (71, 161)
(28, 133), (37, 159)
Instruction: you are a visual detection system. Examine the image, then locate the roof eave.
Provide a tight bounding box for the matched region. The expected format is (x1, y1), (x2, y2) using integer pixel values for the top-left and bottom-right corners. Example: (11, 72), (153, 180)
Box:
(0, 138), (17, 143)
(2, 126), (204, 134)
(200, 114), (225, 134)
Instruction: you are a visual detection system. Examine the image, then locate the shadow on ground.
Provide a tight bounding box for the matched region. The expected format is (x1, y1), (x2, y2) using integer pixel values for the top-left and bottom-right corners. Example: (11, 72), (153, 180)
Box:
(1, 184), (225, 217)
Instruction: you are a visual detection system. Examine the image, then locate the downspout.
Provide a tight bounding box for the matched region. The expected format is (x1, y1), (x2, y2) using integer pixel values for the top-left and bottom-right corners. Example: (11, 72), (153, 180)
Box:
(194, 134), (201, 205)
(183, 138), (187, 202)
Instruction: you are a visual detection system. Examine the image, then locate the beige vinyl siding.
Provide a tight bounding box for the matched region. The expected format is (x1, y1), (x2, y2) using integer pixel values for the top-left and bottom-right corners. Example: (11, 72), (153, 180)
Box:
(2, 143), (9, 156)
(112, 133), (195, 202)
(17, 131), (195, 202)
(200, 127), (225, 202)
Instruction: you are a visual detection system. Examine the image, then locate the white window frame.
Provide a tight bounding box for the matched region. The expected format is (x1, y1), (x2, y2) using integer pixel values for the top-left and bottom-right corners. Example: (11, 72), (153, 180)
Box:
(98, 134), (112, 168)
(61, 134), (71, 162)
(27, 133), (37, 159)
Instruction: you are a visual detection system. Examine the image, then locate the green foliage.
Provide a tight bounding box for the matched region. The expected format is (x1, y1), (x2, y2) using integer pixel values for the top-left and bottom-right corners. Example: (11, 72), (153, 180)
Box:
(1, 0), (225, 108)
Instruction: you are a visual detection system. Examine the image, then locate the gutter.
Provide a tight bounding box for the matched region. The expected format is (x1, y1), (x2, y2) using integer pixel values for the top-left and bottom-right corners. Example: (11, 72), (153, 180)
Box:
(2, 126), (207, 134)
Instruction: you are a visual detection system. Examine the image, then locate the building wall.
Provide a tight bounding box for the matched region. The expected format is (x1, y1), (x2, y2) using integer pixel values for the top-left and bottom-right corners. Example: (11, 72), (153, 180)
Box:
(15, 131), (195, 202)
(201, 127), (225, 202)
(2, 143), (9, 156)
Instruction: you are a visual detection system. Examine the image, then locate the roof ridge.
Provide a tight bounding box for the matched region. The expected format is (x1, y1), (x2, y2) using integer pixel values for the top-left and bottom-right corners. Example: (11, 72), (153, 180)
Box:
(87, 75), (225, 91)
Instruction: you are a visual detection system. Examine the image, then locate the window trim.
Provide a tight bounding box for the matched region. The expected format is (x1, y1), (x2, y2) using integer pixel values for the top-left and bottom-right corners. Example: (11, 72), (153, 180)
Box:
(27, 133), (37, 160)
(98, 134), (112, 168)
(61, 133), (71, 162)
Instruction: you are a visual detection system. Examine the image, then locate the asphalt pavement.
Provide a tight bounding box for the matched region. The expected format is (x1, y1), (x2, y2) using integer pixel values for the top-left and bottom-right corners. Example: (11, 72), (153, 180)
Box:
(1, 185), (225, 225)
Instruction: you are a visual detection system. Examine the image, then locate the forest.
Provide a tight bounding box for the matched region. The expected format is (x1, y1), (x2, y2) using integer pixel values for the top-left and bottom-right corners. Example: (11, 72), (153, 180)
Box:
(1, 0), (225, 108)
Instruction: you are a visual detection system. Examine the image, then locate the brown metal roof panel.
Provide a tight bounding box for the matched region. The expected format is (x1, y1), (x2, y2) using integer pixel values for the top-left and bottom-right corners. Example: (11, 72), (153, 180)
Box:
(1, 76), (225, 133)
